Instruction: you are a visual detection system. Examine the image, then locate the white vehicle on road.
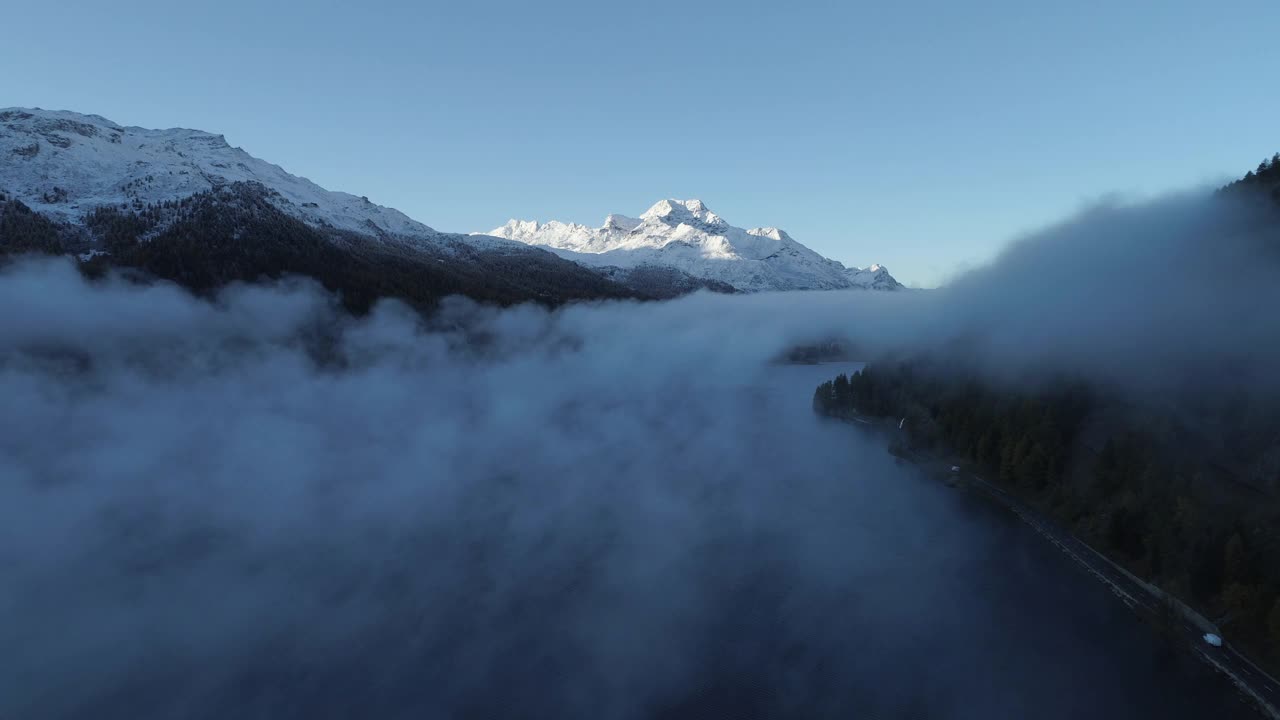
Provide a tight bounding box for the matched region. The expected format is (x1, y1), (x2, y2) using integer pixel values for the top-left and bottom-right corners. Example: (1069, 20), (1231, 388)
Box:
(1203, 633), (1223, 647)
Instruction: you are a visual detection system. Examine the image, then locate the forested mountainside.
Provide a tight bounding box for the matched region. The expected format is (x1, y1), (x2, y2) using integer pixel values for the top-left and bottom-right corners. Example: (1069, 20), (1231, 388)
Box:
(0, 183), (645, 313)
(0, 108), (728, 309)
(810, 157), (1280, 672)
(815, 361), (1280, 668)
(1221, 153), (1280, 202)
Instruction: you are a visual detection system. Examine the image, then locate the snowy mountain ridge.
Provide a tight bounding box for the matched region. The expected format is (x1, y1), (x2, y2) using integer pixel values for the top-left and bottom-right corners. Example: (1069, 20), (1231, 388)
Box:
(0, 107), (900, 299)
(482, 199), (902, 292)
(0, 107), (466, 249)
(0, 107), (674, 308)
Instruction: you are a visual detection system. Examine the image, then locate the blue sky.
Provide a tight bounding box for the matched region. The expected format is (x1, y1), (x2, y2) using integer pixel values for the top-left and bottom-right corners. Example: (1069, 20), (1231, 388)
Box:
(5, 0), (1279, 286)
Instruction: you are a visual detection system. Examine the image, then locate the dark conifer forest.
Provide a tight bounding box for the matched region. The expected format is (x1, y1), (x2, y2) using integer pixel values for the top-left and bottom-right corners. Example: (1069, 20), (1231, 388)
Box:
(815, 360), (1280, 667)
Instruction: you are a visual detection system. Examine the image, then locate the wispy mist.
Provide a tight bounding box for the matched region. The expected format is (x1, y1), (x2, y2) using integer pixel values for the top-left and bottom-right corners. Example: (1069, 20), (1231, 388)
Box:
(0, 260), (944, 718)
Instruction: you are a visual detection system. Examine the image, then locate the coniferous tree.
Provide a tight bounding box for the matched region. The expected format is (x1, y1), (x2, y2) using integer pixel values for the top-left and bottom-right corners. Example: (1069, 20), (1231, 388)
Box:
(833, 373), (851, 409)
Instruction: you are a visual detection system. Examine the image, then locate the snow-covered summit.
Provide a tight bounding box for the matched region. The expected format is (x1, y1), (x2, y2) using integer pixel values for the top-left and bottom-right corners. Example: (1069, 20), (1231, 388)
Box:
(603, 213), (641, 232)
(0, 107), (441, 244)
(640, 198), (724, 226)
(844, 263), (905, 291)
(481, 199), (900, 292)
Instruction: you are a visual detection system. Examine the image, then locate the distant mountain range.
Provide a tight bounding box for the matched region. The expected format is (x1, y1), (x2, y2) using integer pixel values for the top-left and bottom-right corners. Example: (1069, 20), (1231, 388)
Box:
(0, 108), (897, 309)
(484, 199), (902, 292)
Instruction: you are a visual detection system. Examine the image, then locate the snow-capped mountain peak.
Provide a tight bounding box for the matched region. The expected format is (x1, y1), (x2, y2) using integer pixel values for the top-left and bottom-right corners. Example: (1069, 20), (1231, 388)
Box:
(603, 213), (641, 232)
(843, 263), (904, 290)
(480, 200), (901, 292)
(640, 198), (724, 227)
(747, 227), (792, 242)
(0, 107), (442, 245)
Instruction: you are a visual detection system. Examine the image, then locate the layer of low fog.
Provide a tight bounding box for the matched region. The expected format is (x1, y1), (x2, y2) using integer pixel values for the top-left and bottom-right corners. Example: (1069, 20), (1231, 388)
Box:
(2, 188), (1274, 718)
(935, 191), (1280, 395)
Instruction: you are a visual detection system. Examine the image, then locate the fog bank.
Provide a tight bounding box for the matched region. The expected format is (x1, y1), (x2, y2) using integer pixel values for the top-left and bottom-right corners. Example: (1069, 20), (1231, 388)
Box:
(0, 260), (947, 718)
(2, 187), (1275, 717)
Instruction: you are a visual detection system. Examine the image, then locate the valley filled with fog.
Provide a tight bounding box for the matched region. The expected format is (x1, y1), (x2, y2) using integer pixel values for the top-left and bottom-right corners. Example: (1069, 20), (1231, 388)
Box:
(3, 189), (1278, 718)
(0, 272), (1248, 718)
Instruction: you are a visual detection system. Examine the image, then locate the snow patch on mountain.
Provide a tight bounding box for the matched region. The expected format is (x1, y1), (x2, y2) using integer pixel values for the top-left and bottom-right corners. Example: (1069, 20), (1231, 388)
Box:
(480, 199), (900, 292)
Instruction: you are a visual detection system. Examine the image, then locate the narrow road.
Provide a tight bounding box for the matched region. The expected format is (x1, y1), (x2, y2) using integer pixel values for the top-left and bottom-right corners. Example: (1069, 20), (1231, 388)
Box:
(965, 471), (1280, 718)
